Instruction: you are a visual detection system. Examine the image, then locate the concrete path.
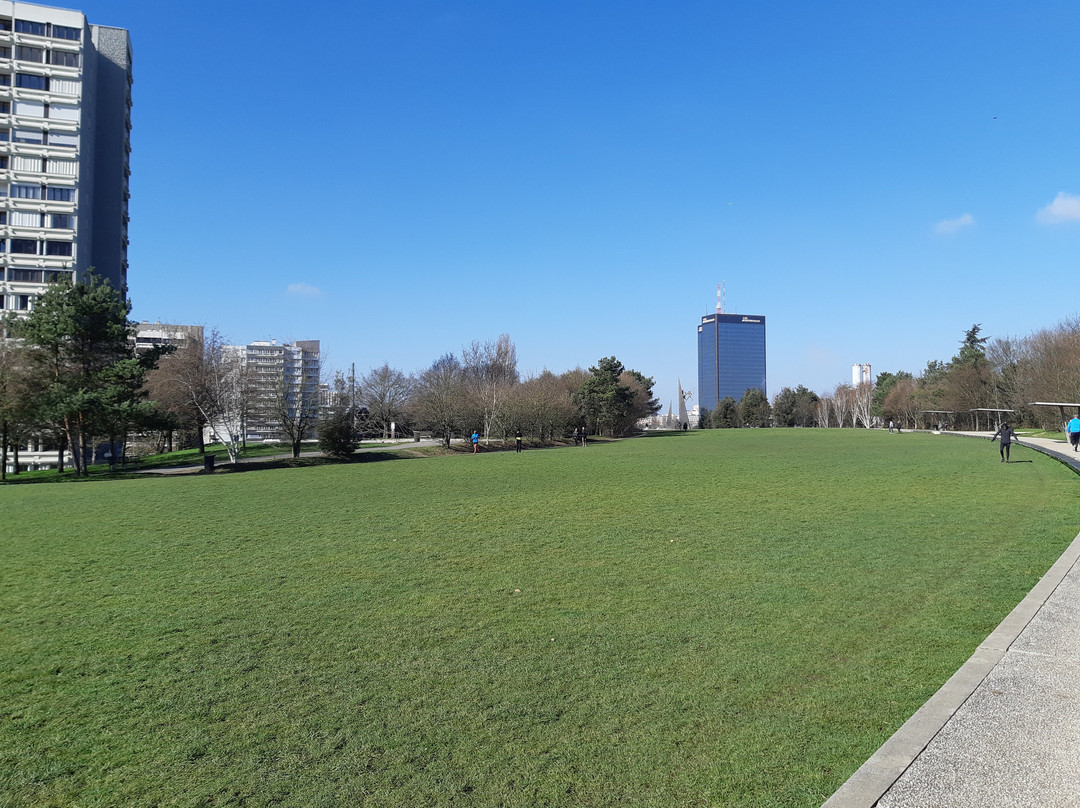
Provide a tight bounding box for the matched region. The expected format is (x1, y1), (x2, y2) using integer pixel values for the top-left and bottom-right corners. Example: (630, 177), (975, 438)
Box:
(824, 431), (1080, 807)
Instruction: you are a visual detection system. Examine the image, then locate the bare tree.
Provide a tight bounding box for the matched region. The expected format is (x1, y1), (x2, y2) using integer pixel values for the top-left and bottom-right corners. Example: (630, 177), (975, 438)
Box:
(852, 382), (874, 428)
(883, 376), (919, 429)
(361, 362), (412, 438)
(411, 354), (465, 448)
(830, 383), (853, 427)
(156, 330), (247, 463)
(508, 369), (581, 441)
(815, 396), (832, 428)
(462, 334), (519, 441)
(259, 364), (323, 459)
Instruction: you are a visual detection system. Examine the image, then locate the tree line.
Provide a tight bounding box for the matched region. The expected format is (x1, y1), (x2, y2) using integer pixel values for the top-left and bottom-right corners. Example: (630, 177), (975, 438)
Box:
(710, 319), (1080, 431)
(1, 278), (662, 476)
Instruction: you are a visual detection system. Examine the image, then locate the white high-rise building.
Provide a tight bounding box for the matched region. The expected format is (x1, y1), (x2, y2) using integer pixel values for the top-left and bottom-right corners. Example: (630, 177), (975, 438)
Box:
(227, 340), (322, 443)
(0, 1), (131, 315)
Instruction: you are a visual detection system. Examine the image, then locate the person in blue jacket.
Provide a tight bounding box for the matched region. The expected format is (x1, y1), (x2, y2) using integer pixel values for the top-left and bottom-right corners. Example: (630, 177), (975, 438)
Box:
(1067, 414), (1080, 452)
(471, 431), (480, 454)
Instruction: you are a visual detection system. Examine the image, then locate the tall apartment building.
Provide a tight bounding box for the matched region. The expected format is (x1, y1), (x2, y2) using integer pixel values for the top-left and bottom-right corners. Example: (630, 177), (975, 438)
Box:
(227, 340), (322, 443)
(0, 1), (131, 316)
(697, 311), (767, 412)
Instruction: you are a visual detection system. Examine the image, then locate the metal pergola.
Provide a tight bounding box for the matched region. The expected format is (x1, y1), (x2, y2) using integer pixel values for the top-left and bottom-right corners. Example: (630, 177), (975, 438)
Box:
(918, 410), (955, 431)
(969, 408), (1015, 431)
(1029, 402), (1080, 433)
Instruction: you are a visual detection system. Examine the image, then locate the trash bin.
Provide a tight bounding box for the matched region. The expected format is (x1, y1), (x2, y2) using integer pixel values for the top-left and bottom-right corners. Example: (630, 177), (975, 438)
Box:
(204, 454), (215, 472)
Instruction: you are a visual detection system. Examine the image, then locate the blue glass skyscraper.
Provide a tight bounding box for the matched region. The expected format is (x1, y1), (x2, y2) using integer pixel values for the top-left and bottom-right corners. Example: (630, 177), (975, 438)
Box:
(697, 312), (767, 411)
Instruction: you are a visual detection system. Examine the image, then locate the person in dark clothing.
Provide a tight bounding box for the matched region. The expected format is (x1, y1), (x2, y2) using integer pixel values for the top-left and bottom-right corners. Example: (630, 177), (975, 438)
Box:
(515, 429), (523, 453)
(990, 422), (1021, 462)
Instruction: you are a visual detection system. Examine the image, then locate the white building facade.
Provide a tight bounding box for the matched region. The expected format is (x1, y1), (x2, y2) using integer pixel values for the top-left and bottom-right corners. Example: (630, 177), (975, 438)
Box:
(224, 340), (322, 444)
(0, 0), (132, 315)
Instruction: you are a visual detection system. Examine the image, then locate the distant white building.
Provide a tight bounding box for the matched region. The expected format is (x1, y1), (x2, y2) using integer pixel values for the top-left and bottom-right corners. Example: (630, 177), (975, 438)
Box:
(221, 339), (322, 443)
(134, 321), (203, 353)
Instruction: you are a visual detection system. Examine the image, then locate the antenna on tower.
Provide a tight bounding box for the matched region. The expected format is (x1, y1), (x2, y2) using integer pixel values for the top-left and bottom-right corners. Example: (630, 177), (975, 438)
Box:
(717, 281), (726, 314)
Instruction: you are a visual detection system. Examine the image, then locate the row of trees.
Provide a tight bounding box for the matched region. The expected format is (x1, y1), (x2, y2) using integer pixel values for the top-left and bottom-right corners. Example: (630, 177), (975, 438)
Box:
(715, 320), (1080, 432)
(1, 288), (663, 478)
(814, 322), (1080, 430)
(321, 344), (661, 453)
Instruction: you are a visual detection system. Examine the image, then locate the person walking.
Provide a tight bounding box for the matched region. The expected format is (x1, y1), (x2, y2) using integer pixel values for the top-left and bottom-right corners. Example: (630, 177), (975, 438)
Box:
(990, 422), (1021, 463)
(471, 431), (480, 454)
(1067, 414), (1080, 452)
(888, 420), (894, 434)
(515, 429), (523, 453)
(580, 426), (587, 447)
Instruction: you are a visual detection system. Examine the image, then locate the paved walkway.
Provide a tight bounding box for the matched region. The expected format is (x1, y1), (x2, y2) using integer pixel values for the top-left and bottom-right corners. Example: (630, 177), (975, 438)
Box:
(824, 431), (1080, 807)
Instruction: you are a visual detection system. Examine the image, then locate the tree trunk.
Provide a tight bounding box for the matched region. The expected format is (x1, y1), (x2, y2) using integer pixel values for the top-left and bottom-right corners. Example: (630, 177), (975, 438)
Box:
(292, 440), (301, 459)
(57, 432), (66, 474)
(65, 415), (83, 476)
(1, 421), (7, 482)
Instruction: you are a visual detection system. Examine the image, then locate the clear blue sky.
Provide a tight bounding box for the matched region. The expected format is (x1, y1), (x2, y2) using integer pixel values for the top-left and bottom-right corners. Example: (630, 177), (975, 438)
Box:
(79, 0), (1080, 406)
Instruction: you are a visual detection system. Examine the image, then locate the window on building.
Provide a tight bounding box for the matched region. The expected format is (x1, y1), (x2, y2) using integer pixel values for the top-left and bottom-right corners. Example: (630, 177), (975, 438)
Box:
(46, 187), (74, 202)
(0, 239), (5, 252)
(9, 268), (42, 282)
(11, 184), (42, 199)
(45, 241), (72, 256)
(10, 239), (38, 255)
(48, 50), (79, 67)
(13, 129), (43, 144)
(0, 129), (7, 142)
(15, 294), (30, 311)
(47, 103), (78, 121)
(51, 25), (81, 41)
(0, 74), (10, 87)
(0, 19), (11, 32)
(46, 131), (76, 148)
(15, 74), (48, 91)
(0, 212), (7, 225)
(49, 213), (73, 229)
(14, 20), (46, 36)
(15, 46), (44, 63)
(12, 100), (42, 116)
(11, 211), (41, 227)
(0, 46), (10, 58)
(44, 269), (72, 284)
(0, 102), (9, 113)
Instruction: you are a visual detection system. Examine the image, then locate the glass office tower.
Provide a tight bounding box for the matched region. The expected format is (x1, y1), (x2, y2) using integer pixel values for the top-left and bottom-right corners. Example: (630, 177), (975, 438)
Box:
(697, 312), (767, 411)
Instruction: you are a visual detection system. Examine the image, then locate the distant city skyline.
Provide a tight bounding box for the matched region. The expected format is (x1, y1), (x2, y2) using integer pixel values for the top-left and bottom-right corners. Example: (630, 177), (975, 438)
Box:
(57, 0), (1080, 404)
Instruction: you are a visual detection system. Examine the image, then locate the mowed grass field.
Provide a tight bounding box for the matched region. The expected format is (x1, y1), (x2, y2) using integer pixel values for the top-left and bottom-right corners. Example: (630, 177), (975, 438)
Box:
(2, 429), (1078, 808)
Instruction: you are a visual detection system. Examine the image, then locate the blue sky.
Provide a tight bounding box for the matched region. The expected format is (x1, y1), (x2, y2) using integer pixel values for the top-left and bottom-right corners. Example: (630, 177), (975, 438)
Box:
(78, 0), (1080, 405)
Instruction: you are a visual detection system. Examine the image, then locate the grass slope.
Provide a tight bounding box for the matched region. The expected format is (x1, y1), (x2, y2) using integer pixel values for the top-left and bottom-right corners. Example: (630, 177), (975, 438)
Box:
(2, 430), (1077, 807)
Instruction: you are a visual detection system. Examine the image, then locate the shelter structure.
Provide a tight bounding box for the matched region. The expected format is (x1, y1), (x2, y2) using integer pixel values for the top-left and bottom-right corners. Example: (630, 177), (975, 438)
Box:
(1029, 402), (1080, 433)
(918, 410), (955, 431)
(969, 408), (1015, 431)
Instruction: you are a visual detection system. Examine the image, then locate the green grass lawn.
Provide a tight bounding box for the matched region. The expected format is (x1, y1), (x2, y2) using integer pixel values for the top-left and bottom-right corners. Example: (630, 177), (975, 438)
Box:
(2, 429), (1077, 807)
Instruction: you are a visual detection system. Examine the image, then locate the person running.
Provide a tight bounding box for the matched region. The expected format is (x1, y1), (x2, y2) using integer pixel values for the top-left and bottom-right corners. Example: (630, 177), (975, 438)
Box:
(515, 429), (523, 453)
(471, 431), (480, 454)
(990, 422), (1021, 463)
(580, 426), (587, 447)
(1067, 414), (1080, 452)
